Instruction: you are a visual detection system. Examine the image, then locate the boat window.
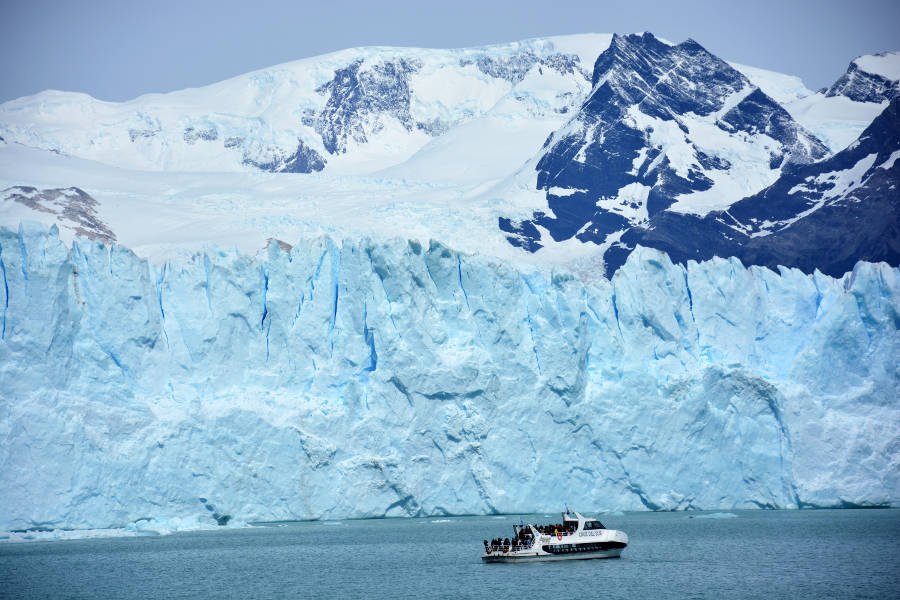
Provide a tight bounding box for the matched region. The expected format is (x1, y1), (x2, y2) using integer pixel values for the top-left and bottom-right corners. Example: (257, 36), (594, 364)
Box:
(583, 520), (606, 530)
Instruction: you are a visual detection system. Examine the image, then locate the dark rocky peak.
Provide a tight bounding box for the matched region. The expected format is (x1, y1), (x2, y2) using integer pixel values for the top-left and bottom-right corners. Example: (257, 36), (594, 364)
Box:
(242, 139), (326, 174)
(720, 88), (828, 165)
(461, 49), (588, 84)
(589, 32), (747, 119)
(532, 32), (824, 205)
(614, 98), (900, 278)
(724, 97), (899, 235)
(2, 186), (116, 244)
(314, 57), (422, 154)
(501, 32), (831, 263)
(585, 32), (824, 164)
(826, 53), (900, 103)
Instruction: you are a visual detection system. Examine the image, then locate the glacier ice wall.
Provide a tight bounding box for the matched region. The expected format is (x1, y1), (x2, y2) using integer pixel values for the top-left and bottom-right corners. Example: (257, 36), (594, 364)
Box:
(0, 224), (898, 531)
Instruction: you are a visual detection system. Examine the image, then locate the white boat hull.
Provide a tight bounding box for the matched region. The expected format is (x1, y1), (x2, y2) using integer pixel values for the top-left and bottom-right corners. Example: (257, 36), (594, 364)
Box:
(482, 548), (623, 563)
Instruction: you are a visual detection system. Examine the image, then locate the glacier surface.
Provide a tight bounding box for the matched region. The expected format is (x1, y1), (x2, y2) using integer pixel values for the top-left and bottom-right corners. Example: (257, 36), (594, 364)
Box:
(1, 225), (897, 532)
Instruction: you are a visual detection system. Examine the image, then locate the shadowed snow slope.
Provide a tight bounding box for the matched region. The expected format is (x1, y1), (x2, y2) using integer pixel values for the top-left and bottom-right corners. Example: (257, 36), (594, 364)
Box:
(0, 226), (897, 531)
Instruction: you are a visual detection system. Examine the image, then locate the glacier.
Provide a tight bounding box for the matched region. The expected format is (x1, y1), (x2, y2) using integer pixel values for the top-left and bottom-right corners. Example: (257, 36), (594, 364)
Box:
(1, 224), (897, 533)
(0, 32), (898, 537)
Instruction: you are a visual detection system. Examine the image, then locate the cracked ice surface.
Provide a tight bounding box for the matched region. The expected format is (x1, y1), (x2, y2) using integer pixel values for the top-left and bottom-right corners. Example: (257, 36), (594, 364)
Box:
(0, 224), (897, 532)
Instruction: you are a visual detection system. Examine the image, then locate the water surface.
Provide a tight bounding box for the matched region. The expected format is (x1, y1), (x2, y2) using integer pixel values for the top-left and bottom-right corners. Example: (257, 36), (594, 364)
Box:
(1, 509), (898, 599)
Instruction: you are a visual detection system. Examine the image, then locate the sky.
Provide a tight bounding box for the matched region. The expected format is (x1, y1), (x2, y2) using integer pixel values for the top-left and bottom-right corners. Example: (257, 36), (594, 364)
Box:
(3, 0), (899, 103)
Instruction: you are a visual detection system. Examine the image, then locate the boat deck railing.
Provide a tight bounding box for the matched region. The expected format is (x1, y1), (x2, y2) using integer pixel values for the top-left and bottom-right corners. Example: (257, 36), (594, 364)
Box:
(485, 541), (534, 554)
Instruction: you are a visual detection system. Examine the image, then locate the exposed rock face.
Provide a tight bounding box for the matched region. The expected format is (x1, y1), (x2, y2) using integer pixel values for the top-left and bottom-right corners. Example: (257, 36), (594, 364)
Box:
(499, 35), (900, 279)
(501, 33), (828, 256)
(827, 53), (900, 103)
(2, 187), (116, 244)
(243, 139), (326, 173)
(609, 98), (900, 277)
(314, 58), (422, 154)
(461, 49), (587, 84)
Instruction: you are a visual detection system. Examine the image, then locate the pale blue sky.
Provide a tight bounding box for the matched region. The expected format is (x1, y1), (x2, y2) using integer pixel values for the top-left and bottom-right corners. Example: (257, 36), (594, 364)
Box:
(3, 0), (898, 103)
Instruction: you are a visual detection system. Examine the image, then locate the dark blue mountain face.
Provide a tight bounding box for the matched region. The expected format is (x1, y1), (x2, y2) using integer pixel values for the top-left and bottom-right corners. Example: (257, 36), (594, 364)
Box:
(826, 57), (900, 103)
(242, 48), (588, 174)
(307, 50), (589, 158)
(461, 50), (587, 84)
(500, 33), (828, 254)
(183, 126), (218, 144)
(313, 58), (422, 155)
(280, 139), (327, 173)
(613, 98), (900, 277)
(589, 34), (745, 117)
(719, 88), (825, 167)
(243, 139), (326, 174)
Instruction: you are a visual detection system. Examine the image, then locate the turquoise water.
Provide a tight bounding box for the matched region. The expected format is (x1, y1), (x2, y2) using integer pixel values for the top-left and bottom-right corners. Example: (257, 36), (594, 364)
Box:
(1, 509), (898, 599)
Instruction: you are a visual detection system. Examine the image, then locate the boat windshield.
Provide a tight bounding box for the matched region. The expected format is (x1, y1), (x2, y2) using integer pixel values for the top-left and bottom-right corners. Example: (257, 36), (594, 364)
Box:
(582, 520), (605, 530)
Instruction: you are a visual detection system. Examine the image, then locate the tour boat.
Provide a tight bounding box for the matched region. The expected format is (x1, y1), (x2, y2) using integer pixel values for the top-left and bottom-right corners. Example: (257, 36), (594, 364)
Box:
(481, 510), (628, 563)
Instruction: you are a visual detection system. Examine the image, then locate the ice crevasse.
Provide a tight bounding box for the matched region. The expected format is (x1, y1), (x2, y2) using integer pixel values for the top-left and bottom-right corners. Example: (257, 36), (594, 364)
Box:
(0, 223), (897, 532)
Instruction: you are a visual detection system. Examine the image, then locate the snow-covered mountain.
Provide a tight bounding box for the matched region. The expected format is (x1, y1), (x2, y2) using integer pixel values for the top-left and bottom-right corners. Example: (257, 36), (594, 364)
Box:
(1, 33), (897, 276)
(499, 33), (828, 253)
(0, 35), (604, 178)
(782, 51), (900, 153)
(827, 52), (900, 103)
(615, 98), (900, 276)
(498, 34), (899, 275)
(0, 33), (899, 536)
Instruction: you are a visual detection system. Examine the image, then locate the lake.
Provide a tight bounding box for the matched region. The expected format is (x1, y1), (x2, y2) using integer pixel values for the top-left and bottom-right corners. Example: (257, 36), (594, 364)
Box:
(1, 509), (898, 599)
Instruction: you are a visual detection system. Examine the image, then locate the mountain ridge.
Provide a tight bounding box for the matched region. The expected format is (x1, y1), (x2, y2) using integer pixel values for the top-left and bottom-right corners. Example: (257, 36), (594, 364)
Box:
(1, 32), (897, 278)
(609, 97), (900, 277)
(497, 33), (898, 276)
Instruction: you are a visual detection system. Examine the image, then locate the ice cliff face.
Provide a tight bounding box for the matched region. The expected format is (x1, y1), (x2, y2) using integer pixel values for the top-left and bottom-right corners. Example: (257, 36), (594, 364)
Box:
(1, 225), (897, 531)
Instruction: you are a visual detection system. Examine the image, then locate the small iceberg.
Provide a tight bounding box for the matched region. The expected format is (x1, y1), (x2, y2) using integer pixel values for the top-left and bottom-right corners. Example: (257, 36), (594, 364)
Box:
(692, 512), (738, 519)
